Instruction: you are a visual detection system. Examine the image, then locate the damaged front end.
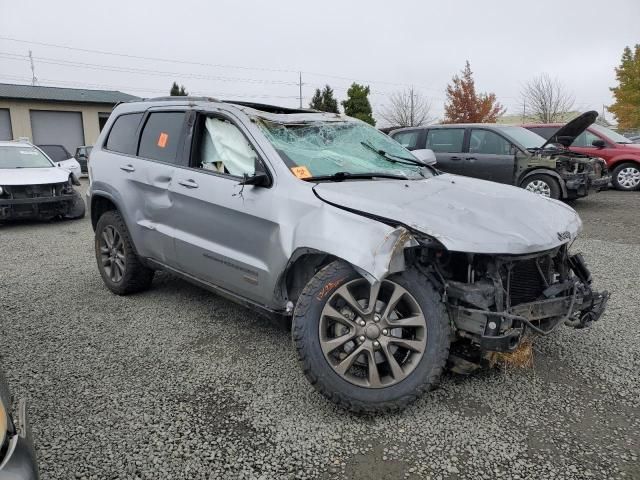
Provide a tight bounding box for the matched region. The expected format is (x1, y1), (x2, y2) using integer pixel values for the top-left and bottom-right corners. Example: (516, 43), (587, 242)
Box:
(0, 181), (77, 220)
(408, 242), (608, 353)
(551, 153), (610, 196)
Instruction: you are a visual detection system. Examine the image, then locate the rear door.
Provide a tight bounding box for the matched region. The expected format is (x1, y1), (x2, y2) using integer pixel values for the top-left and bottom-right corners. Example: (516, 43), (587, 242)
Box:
(169, 111), (280, 304)
(466, 128), (516, 184)
(425, 128), (466, 174)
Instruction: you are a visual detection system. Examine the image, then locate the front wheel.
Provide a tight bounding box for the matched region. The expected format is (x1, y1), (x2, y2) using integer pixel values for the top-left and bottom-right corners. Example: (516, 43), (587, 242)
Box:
(63, 191), (85, 219)
(292, 261), (450, 413)
(521, 173), (561, 200)
(611, 163), (640, 191)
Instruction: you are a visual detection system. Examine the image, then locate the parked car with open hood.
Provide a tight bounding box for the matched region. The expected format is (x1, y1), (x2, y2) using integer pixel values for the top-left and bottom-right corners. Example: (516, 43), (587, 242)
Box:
(87, 97), (608, 412)
(390, 112), (610, 200)
(524, 118), (640, 191)
(0, 367), (38, 479)
(0, 141), (85, 222)
(36, 144), (82, 180)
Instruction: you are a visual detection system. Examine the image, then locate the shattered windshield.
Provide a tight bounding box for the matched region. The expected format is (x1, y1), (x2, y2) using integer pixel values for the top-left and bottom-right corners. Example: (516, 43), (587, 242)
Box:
(256, 119), (431, 180)
(0, 146), (54, 169)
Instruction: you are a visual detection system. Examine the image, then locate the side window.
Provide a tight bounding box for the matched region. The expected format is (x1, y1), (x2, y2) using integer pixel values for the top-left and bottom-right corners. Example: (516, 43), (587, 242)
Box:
(138, 112), (186, 163)
(196, 117), (257, 177)
(105, 113), (143, 154)
(469, 129), (512, 155)
(426, 129), (464, 153)
(571, 130), (600, 148)
(392, 130), (421, 150)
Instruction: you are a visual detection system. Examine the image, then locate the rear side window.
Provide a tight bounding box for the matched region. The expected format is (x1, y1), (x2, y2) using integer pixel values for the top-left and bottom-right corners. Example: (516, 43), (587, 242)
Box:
(105, 113), (143, 154)
(138, 112), (186, 164)
(426, 129), (464, 153)
(392, 130), (422, 150)
(38, 145), (71, 162)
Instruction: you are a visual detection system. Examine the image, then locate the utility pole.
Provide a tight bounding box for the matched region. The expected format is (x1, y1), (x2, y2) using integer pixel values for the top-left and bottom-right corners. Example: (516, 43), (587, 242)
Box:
(410, 86), (415, 126)
(521, 99), (526, 123)
(298, 72), (303, 109)
(29, 50), (38, 86)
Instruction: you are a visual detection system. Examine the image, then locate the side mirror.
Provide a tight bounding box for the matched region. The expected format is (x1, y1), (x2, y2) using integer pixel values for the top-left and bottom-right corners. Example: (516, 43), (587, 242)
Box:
(591, 139), (606, 148)
(238, 158), (271, 187)
(411, 148), (437, 166)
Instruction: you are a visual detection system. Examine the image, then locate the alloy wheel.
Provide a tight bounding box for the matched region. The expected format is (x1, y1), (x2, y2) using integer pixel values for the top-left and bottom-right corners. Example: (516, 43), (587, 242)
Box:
(319, 278), (427, 388)
(617, 167), (640, 189)
(525, 179), (551, 197)
(99, 225), (126, 283)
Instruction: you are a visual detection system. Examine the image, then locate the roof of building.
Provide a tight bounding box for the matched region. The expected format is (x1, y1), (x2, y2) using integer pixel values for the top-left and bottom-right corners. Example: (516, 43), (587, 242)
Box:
(0, 83), (139, 105)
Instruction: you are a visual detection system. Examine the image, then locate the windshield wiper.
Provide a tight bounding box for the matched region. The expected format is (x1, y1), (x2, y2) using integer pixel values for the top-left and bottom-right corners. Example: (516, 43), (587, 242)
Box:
(303, 171), (409, 182)
(360, 141), (425, 167)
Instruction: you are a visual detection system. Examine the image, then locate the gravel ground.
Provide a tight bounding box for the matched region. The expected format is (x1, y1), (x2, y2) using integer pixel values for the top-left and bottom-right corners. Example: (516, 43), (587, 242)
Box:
(0, 183), (638, 480)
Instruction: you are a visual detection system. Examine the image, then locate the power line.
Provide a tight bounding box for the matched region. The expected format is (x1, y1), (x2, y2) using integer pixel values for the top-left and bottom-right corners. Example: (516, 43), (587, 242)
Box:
(0, 35), (442, 91)
(0, 52), (299, 86)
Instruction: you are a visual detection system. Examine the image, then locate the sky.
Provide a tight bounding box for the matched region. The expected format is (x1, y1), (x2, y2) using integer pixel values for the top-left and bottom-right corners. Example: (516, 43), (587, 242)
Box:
(0, 0), (638, 126)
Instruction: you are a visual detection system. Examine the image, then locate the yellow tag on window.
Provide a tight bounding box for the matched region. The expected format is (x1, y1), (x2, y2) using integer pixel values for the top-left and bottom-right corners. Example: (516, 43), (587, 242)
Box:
(290, 166), (312, 179)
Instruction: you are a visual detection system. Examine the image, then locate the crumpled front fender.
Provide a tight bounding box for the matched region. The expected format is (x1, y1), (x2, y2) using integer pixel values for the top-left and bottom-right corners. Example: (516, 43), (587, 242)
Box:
(291, 203), (416, 283)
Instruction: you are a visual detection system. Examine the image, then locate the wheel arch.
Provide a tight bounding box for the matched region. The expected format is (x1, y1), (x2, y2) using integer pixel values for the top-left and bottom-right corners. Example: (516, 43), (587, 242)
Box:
(90, 192), (120, 231)
(518, 168), (567, 198)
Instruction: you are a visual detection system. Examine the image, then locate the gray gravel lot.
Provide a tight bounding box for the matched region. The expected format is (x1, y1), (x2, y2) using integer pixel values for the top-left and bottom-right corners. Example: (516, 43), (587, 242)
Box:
(1, 183), (638, 480)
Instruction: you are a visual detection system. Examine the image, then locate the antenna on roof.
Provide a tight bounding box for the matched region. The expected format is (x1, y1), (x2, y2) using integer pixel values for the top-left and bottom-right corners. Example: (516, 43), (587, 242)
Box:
(29, 50), (38, 86)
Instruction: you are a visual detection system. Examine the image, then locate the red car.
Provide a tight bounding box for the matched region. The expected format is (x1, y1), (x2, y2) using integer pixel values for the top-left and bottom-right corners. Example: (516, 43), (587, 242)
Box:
(524, 120), (640, 191)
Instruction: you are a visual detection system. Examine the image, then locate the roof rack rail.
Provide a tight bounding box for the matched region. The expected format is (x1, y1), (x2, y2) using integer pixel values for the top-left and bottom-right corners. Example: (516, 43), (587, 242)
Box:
(134, 96), (220, 103)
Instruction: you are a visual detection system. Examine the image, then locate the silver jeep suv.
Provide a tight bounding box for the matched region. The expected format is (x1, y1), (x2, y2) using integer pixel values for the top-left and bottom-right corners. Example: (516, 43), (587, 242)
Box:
(88, 97), (608, 412)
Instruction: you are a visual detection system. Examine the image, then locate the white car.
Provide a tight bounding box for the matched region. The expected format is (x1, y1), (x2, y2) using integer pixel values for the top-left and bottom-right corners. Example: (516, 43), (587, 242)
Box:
(37, 144), (82, 180)
(0, 140), (85, 221)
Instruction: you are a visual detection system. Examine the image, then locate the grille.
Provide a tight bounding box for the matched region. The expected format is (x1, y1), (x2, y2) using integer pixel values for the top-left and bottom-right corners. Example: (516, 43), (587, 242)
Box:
(508, 258), (549, 306)
(3, 183), (65, 199)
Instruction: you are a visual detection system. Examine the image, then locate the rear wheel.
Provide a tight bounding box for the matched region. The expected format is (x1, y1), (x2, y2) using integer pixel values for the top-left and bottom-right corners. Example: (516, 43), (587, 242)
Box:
(521, 174), (561, 200)
(292, 261), (450, 413)
(95, 210), (154, 295)
(612, 163), (640, 191)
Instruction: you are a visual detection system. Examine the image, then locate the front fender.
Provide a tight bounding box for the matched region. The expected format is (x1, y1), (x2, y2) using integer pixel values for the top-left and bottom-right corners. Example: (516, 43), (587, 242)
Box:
(290, 203), (416, 283)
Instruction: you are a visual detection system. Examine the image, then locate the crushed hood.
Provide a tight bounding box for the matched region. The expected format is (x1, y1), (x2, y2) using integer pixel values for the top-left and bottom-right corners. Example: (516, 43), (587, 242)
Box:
(313, 174), (582, 255)
(542, 111), (598, 148)
(0, 167), (69, 186)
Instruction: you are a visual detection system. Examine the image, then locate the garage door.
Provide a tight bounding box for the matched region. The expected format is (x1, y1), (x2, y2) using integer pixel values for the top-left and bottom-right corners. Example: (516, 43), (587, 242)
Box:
(0, 109), (12, 140)
(30, 110), (85, 154)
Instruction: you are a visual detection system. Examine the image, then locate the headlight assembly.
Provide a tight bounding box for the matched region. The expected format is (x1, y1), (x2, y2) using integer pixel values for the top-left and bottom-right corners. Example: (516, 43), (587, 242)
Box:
(0, 186), (4, 196)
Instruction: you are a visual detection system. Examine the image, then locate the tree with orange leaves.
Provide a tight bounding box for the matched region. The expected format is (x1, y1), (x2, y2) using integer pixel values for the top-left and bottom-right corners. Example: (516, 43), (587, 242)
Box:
(443, 61), (505, 123)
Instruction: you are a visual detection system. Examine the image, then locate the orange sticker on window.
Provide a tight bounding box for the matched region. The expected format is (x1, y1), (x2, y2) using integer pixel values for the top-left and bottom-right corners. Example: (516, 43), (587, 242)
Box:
(290, 166), (311, 179)
(157, 132), (169, 148)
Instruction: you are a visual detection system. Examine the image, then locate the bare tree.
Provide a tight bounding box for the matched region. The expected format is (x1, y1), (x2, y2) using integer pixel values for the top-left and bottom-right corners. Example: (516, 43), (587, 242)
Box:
(521, 74), (575, 123)
(380, 87), (435, 127)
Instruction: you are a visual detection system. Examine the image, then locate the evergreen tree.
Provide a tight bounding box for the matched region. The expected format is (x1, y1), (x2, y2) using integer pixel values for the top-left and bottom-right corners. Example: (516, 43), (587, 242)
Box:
(170, 82), (188, 96)
(609, 45), (640, 129)
(341, 83), (375, 125)
(444, 61), (504, 123)
(309, 85), (339, 113)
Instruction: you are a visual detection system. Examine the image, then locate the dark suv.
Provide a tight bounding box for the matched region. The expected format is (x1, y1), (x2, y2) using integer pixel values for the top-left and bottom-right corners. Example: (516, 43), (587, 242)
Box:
(390, 112), (609, 200)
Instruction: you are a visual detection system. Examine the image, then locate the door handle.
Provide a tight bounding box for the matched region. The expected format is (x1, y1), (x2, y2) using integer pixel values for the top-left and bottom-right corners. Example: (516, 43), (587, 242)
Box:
(450, 156), (462, 161)
(120, 164), (135, 172)
(178, 179), (199, 189)
(465, 157), (477, 162)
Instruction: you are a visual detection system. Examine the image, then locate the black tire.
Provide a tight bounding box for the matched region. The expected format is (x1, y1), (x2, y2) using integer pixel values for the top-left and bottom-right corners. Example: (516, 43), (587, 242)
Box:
(520, 173), (561, 200)
(292, 261), (450, 413)
(95, 210), (154, 295)
(611, 162), (640, 191)
(63, 190), (86, 219)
